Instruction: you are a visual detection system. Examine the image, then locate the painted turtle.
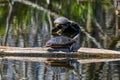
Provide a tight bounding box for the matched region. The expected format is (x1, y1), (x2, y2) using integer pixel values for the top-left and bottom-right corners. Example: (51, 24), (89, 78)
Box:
(46, 36), (76, 48)
(52, 17), (80, 38)
(45, 34), (79, 51)
(46, 17), (80, 51)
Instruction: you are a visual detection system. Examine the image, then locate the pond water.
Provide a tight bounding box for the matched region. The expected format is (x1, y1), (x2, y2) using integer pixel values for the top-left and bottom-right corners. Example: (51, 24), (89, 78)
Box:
(1, 59), (120, 80)
(0, 0), (120, 80)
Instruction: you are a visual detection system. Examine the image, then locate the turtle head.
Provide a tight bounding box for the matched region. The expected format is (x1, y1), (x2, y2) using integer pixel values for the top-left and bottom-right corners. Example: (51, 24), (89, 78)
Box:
(52, 17), (80, 38)
(52, 17), (71, 36)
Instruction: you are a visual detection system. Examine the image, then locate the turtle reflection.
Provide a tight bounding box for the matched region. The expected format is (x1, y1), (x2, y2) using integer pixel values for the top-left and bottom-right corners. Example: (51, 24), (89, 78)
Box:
(45, 59), (80, 75)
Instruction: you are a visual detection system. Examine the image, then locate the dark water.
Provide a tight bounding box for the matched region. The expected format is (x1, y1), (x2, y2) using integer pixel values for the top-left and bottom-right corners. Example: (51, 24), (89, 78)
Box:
(1, 59), (120, 80)
(0, 0), (120, 80)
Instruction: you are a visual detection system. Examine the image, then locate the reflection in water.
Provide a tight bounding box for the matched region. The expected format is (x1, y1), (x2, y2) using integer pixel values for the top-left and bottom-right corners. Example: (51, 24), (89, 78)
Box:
(1, 59), (120, 80)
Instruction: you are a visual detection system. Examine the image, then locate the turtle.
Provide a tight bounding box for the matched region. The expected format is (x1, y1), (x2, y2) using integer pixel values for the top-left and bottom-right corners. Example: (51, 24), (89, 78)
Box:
(45, 17), (80, 51)
(45, 34), (79, 52)
(46, 36), (75, 48)
(52, 17), (81, 38)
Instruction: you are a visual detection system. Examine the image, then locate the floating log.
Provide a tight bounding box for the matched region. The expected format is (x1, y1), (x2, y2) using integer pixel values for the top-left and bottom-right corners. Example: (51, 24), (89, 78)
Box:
(0, 46), (120, 58)
(0, 46), (119, 58)
(0, 46), (120, 63)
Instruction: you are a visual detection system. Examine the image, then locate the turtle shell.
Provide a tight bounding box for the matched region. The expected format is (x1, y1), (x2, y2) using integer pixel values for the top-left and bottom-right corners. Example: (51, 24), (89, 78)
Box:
(46, 36), (75, 48)
(54, 17), (69, 25)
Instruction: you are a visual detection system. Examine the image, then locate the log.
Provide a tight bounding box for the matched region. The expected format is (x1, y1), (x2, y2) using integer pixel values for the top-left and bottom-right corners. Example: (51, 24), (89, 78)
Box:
(0, 46), (120, 63)
(0, 46), (120, 58)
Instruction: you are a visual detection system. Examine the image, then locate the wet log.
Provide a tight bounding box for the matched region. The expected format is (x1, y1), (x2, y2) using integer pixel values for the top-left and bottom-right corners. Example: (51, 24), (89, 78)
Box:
(0, 46), (120, 59)
(0, 46), (120, 63)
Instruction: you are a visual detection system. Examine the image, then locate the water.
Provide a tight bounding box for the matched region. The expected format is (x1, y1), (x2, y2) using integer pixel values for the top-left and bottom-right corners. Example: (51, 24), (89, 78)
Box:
(1, 59), (120, 80)
(0, 0), (120, 80)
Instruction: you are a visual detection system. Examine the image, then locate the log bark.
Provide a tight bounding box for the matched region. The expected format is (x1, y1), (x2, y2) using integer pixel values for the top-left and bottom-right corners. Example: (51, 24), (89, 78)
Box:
(0, 46), (120, 57)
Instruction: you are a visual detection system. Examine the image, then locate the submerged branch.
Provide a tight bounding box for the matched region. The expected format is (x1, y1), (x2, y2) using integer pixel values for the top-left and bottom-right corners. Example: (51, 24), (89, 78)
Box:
(80, 26), (102, 48)
(93, 19), (104, 34)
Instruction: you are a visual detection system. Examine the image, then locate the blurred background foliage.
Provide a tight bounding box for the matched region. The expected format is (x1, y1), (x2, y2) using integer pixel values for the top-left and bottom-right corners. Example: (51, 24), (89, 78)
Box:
(0, 0), (119, 50)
